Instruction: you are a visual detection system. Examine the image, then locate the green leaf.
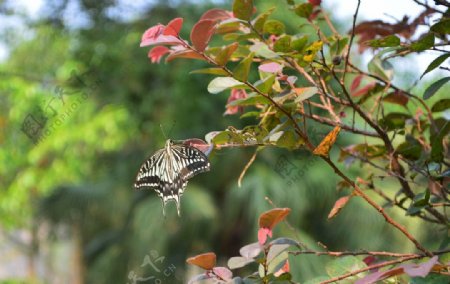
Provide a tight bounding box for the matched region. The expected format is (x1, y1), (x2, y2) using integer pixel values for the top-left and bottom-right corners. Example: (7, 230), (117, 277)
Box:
(431, 19), (450, 34)
(215, 42), (239, 66)
(396, 136), (423, 160)
(240, 111), (260, 119)
(330, 37), (349, 56)
(263, 20), (285, 35)
(275, 131), (298, 149)
(234, 52), (254, 82)
(190, 68), (228, 76)
(207, 77), (245, 94)
(368, 55), (393, 81)
(411, 274), (450, 284)
(274, 35), (292, 52)
(212, 129), (244, 145)
(378, 113), (411, 131)
(423, 77), (450, 100)
(292, 36), (308, 52)
(228, 93), (271, 107)
(233, 0), (254, 21)
(270, 237), (299, 247)
(253, 7), (275, 33)
(420, 53), (450, 79)
(431, 99), (450, 112)
(304, 277), (330, 284)
(254, 74), (276, 93)
(325, 256), (367, 279)
(367, 35), (400, 48)
(294, 3), (313, 18)
(410, 33), (435, 52)
(294, 87), (318, 103)
(250, 42), (279, 59)
(430, 118), (450, 162)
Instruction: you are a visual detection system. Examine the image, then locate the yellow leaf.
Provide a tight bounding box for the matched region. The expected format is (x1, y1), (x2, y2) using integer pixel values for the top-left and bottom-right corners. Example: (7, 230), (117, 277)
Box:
(313, 126), (341, 156)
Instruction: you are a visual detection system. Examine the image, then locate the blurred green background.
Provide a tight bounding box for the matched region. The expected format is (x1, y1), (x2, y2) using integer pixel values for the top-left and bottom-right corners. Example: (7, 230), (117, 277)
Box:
(0, 0), (444, 283)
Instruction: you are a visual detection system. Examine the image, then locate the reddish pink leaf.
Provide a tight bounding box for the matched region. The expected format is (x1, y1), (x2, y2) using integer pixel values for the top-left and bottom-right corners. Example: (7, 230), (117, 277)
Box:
(402, 256), (439, 277)
(225, 89), (248, 115)
(383, 90), (409, 106)
(259, 208), (291, 230)
(350, 75), (363, 93)
(190, 20), (216, 52)
(164, 17), (183, 36)
(328, 196), (351, 219)
(274, 260), (290, 277)
(186, 252), (216, 270)
(363, 255), (377, 266)
(212, 267), (233, 281)
(308, 0), (322, 6)
(258, 227), (272, 245)
(166, 48), (205, 62)
(200, 8), (232, 21)
(352, 82), (376, 97)
(182, 138), (213, 155)
(258, 62), (283, 73)
(148, 46), (170, 63)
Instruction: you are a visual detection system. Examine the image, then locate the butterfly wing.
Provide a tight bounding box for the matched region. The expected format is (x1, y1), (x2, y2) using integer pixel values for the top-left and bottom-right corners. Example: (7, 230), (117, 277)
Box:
(134, 143), (210, 216)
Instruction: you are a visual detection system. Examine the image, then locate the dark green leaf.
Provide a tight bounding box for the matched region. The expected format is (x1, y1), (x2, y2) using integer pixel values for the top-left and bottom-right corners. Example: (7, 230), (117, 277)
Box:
(270, 237), (299, 247)
(233, 0), (254, 21)
(234, 52), (254, 81)
(378, 113), (411, 131)
(410, 33), (435, 51)
(253, 7), (275, 33)
(294, 3), (313, 18)
(431, 19), (450, 34)
(263, 20), (285, 35)
(420, 53), (450, 79)
(430, 118), (450, 162)
(431, 99), (450, 112)
(274, 35), (292, 52)
(292, 36), (308, 52)
(367, 35), (400, 48)
(240, 111), (260, 119)
(396, 136), (423, 160)
(423, 76), (450, 99)
(411, 274), (450, 284)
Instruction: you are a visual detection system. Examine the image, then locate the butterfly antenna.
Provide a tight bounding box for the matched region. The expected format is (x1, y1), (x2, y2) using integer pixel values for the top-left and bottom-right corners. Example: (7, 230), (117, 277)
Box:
(159, 124), (168, 140)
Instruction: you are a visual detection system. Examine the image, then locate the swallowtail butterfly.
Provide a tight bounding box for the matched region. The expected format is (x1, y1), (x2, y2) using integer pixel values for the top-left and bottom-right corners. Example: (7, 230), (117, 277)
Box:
(134, 139), (210, 216)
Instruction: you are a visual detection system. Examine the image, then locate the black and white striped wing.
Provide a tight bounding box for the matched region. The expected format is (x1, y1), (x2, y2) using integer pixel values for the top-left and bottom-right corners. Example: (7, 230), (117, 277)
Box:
(134, 144), (210, 215)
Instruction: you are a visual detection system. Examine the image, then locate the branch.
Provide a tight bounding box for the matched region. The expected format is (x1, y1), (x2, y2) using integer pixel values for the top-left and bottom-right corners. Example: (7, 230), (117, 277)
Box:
(319, 249), (450, 284)
(343, 0), (361, 81)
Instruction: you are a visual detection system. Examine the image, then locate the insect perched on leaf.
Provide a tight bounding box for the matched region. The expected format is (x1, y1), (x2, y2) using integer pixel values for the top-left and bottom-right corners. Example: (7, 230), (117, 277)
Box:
(134, 139), (211, 216)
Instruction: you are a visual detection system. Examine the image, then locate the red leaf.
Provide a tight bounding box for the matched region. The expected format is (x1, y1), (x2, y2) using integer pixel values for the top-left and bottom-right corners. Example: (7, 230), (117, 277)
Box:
(166, 48), (205, 62)
(200, 8), (232, 22)
(164, 17), (183, 36)
(350, 75), (363, 93)
(274, 260), (290, 277)
(258, 208), (291, 230)
(351, 82), (376, 97)
(308, 0), (322, 6)
(186, 252), (216, 270)
(140, 24), (181, 47)
(383, 90), (409, 106)
(182, 138), (213, 155)
(148, 46), (170, 63)
(225, 89), (248, 115)
(328, 196), (351, 219)
(258, 62), (283, 73)
(258, 227), (272, 245)
(190, 20), (216, 52)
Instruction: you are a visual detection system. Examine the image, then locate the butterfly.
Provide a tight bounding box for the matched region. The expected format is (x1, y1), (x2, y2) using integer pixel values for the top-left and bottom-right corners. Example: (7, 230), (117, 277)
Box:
(134, 139), (211, 216)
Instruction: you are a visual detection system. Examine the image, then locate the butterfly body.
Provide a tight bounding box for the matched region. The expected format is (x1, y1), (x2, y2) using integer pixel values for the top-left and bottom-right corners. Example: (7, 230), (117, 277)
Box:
(134, 139), (210, 216)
